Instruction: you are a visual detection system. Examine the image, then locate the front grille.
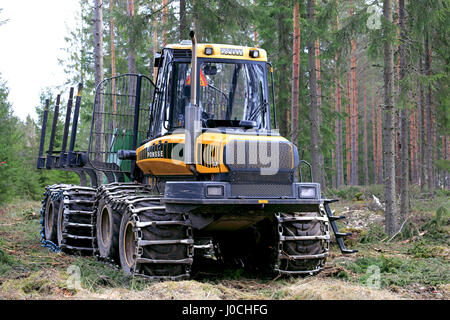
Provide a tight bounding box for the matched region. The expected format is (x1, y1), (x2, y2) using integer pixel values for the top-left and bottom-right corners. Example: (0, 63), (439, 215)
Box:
(224, 140), (294, 171)
(230, 184), (293, 198)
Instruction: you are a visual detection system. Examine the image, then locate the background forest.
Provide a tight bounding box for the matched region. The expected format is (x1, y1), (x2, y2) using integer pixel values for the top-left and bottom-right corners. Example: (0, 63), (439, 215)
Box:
(0, 0), (448, 237)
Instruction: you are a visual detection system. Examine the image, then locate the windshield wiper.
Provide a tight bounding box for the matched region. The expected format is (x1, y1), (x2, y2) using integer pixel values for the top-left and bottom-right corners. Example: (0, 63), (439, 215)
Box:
(248, 100), (268, 122)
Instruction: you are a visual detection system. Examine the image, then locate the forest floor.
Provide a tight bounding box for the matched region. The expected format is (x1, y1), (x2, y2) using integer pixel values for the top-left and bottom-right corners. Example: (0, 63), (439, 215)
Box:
(0, 186), (449, 300)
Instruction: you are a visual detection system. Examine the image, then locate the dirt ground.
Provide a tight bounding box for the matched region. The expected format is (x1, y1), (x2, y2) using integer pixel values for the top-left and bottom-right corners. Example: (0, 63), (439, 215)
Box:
(0, 189), (448, 300)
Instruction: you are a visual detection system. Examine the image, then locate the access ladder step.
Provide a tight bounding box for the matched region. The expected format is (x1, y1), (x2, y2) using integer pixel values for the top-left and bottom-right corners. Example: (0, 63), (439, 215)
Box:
(328, 215), (346, 221)
(342, 249), (359, 254)
(335, 232), (352, 238)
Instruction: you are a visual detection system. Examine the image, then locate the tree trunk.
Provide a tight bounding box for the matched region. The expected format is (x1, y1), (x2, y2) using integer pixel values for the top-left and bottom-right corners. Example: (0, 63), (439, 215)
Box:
(307, 0), (321, 184)
(363, 71), (369, 185)
(315, 39), (326, 187)
(179, 0), (186, 41)
(335, 45), (344, 188)
(350, 6), (358, 185)
(383, 0), (398, 236)
(372, 93), (377, 184)
(446, 136), (449, 189)
(291, 2), (300, 152)
(418, 56), (425, 190)
(424, 34), (433, 190)
(399, 0), (409, 222)
(277, 8), (290, 137)
(153, 2), (158, 81)
(162, 0), (168, 46)
(346, 72), (351, 184)
(377, 93), (383, 184)
(93, 0), (104, 170)
(110, 0), (117, 127)
(127, 0), (136, 74)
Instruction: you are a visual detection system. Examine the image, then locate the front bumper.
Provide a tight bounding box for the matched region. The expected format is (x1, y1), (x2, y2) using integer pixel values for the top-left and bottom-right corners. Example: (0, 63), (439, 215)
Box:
(163, 181), (323, 205)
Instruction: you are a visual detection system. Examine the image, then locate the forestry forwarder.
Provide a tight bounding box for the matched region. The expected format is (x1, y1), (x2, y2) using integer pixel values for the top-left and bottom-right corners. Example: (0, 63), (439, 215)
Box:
(37, 31), (356, 280)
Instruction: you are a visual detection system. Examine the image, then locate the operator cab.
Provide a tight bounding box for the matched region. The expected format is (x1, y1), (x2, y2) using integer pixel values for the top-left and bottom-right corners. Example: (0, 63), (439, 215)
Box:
(149, 42), (275, 139)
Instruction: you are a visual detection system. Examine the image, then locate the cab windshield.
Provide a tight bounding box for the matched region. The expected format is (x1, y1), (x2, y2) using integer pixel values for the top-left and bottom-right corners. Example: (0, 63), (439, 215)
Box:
(166, 60), (269, 130)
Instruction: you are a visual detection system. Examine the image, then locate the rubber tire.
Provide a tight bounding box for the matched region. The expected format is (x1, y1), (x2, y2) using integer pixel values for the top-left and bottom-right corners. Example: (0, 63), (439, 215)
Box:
(44, 197), (60, 242)
(96, 198), (121, 262)
(280, 211), (328, 273)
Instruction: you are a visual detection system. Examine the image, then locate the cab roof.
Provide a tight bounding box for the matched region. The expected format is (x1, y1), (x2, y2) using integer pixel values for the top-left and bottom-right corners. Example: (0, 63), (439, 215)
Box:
(164, 42), (268, 62)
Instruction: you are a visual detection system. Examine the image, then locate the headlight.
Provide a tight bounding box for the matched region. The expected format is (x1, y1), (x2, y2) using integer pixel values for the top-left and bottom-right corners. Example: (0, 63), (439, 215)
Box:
(299, 186), (317, 199)
(206, 185), (224, 197)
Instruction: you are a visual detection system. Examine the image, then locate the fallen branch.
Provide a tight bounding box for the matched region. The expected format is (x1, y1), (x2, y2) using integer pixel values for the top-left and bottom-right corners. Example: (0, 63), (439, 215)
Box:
(386, 218), (408, 243)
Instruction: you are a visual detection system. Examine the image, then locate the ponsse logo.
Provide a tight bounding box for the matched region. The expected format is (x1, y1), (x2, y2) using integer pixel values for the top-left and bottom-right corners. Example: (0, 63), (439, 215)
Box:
(220, 48), (243, 56)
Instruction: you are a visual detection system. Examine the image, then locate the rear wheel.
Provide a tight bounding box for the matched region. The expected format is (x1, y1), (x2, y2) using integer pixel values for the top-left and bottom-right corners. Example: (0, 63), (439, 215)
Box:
(44, 198), (60, 242)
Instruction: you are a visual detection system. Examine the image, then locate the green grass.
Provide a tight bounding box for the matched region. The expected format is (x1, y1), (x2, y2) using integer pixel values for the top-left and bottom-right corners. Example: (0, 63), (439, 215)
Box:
(340, 254), (449, 288)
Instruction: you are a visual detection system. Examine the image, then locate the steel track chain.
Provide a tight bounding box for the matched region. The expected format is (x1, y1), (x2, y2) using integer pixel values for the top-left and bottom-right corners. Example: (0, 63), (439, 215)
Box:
(56, 186), (97, 253)
(274, 204), (330, 275)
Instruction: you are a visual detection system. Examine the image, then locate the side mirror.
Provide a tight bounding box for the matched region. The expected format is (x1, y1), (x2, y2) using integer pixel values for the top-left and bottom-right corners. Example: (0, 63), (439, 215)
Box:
(154, 52), (163, 68)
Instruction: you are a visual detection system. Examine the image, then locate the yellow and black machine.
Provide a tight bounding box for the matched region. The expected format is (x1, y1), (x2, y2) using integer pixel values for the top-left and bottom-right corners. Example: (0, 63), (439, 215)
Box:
(37, 31), (356, 280)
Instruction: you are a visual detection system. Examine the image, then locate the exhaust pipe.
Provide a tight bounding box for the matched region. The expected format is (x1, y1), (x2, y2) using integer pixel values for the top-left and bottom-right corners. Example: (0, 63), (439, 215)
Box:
(184, 30), (201, 165)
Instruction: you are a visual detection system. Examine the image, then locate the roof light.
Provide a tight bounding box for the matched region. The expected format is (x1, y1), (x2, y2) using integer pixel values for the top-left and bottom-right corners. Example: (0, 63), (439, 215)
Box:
(249, 49), (260, 58)
(204, 47), (213, 55)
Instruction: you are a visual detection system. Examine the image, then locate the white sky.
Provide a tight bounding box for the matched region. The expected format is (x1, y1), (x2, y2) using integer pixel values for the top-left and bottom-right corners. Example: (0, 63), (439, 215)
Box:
(0, 0), (80, 121)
